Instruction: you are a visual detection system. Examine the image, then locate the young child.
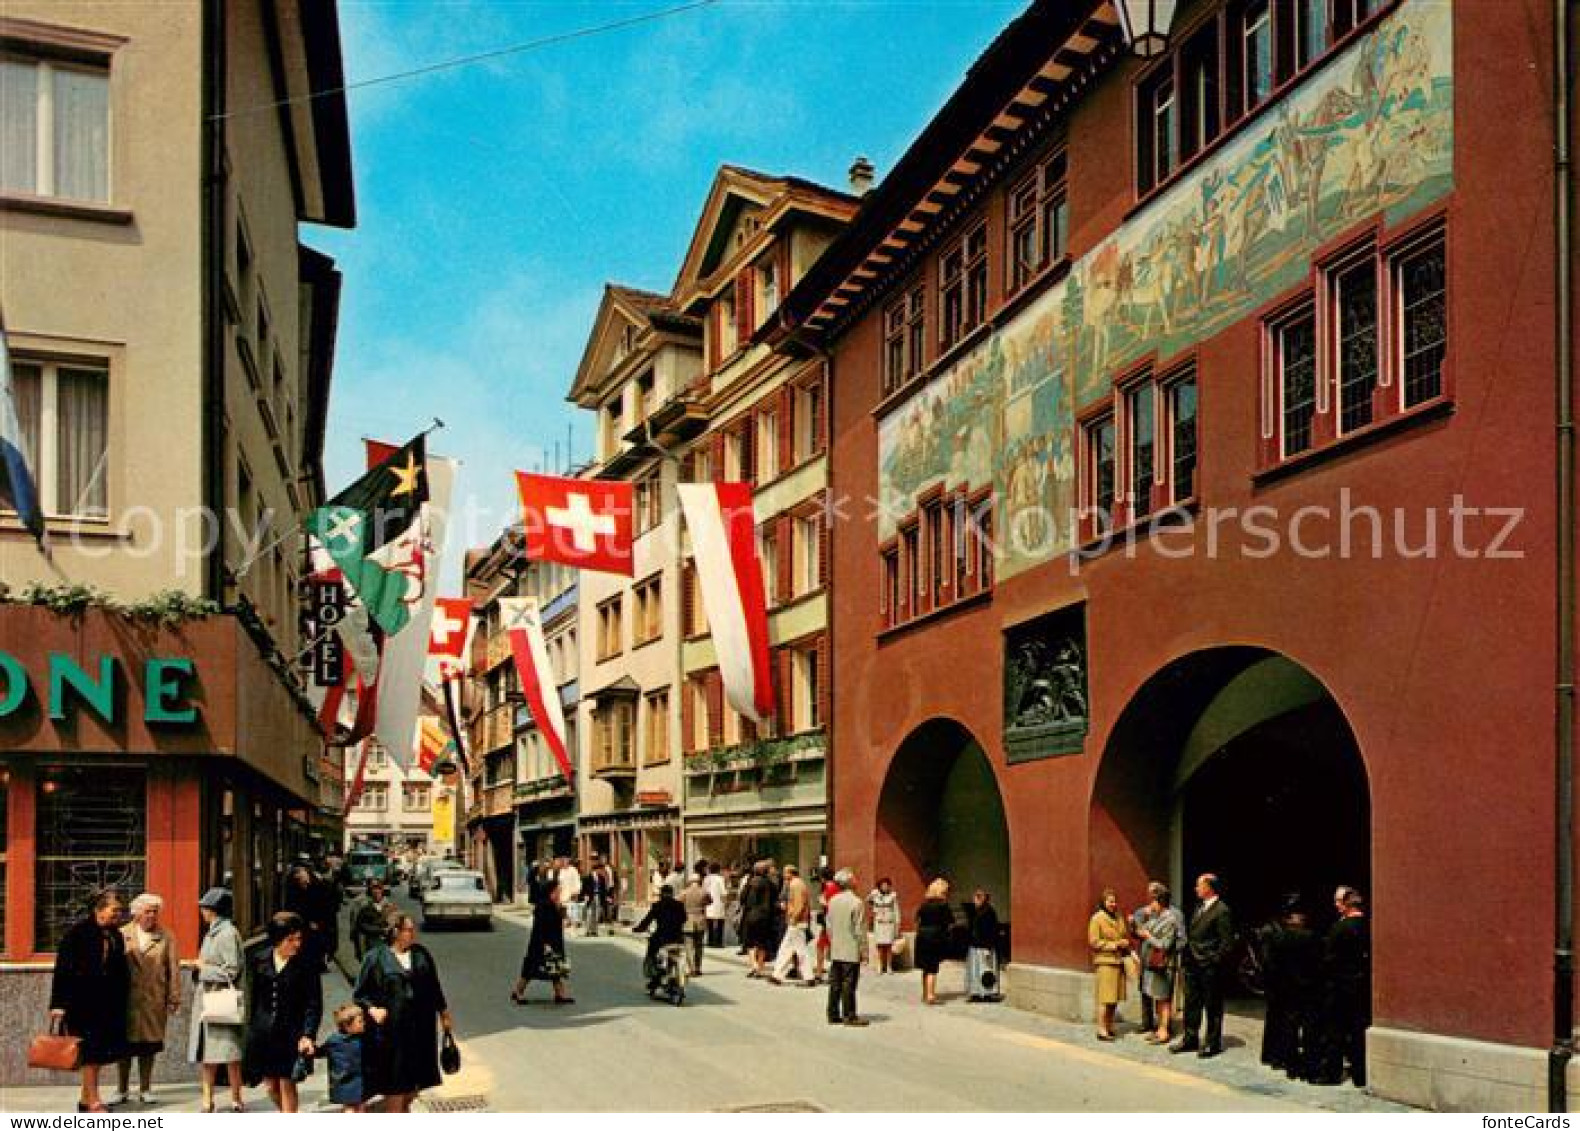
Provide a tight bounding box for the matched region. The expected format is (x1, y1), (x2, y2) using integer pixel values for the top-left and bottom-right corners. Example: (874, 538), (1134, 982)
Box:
(316, 1003), (368, 1112)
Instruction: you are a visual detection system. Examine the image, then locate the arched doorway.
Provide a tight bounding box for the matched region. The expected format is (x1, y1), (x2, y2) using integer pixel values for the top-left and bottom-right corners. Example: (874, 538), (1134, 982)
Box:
(1092, 648), (1369, 945)
(876, 719), (1011, 919)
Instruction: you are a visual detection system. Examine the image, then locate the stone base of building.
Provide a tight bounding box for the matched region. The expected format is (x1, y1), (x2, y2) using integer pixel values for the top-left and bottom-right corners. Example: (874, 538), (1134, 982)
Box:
(1003, 963), (1579, 1112)
(1003, 961), (1094, 1022)
(1368, 1027), (1580, 1112)
(0, 966), (201, 1087)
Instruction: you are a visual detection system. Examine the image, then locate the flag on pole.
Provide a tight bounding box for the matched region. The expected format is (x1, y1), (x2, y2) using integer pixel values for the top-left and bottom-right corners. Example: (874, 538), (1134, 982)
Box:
(416, 715), (451, 775)
(499, 596), (573, 783)
(427, 596), (473, 682)
(368, 446), (455, 770)
(677, 482), (775, 723)
(516, 472), (634, 576)
(0, 310), (44, 546)
(306, 435), (430, 637)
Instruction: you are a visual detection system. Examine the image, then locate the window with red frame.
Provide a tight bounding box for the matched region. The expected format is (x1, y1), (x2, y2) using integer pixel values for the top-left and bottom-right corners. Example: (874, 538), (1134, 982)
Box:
(1008, 150), (1069, 294)
(940, 223), (988, 350)
(1167, 372), (1199, 504)
(1082, 413), (1117, 539)
(1126, 382), (1157, 522)
(883, 283), (927, 395)
(1263, 226), (1448, 467)
(881, 546), (900, 629)
(1151, 0), (1388, 198)
(924, 499), (946, 609)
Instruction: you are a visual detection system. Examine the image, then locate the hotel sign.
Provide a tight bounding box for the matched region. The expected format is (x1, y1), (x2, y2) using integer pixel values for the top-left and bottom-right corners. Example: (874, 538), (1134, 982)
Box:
(0, 650), (200, 725)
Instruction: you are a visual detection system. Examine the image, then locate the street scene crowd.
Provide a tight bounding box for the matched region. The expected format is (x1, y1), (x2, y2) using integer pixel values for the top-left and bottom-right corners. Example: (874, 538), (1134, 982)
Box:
(37, 853), (1372, 1113)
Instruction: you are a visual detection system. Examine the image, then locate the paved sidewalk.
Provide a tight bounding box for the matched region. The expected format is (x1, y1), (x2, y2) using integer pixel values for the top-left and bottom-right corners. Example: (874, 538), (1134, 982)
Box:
(581, 921), (1407, 1115)
(0, 971), (357, 1114)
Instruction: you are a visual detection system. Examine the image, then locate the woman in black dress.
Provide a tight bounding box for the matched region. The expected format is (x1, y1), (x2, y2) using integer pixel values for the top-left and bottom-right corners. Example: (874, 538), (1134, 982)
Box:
(355, 914), (455, 1113)
(914, 878), (955, 1006)
(48, 890), (130, 1112)
(512, 877), (572, 1004)
(243, 912), (322, 1113)
(738, 862), (778, 977)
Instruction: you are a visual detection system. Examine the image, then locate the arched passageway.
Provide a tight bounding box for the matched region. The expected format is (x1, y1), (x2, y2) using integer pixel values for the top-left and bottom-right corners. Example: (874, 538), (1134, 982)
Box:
(1092, 649), (1369, 952)
(876, 718), (1011, 922)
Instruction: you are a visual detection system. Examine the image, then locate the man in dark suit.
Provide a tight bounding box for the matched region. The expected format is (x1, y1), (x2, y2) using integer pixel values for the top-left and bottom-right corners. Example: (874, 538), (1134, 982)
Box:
(1171, 873), (1234, 1058)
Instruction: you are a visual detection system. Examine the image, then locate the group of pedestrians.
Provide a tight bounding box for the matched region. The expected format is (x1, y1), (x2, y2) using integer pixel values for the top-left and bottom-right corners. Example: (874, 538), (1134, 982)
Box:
(1087, 873), (1372, 1089)
(47, 868), (458, 1115)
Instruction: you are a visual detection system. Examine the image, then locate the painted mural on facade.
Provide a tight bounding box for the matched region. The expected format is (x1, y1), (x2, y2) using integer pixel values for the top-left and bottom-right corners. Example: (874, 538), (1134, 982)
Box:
(878, 0), (1453, 581)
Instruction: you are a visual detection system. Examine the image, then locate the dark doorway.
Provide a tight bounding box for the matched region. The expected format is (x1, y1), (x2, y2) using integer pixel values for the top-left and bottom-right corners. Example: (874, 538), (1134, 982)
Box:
(1091, 649), (1371, 1005)
(1180, 697), (1370, 932)
(876, 719), (1011, 921)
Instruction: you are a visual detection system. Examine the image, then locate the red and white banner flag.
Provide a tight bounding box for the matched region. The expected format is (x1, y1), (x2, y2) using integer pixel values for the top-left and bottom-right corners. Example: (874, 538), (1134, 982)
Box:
(677, 482), (775, 723)
(427, 596), (473, 682)
(500, 597), (573, 783)
(516, 472), (634, 576)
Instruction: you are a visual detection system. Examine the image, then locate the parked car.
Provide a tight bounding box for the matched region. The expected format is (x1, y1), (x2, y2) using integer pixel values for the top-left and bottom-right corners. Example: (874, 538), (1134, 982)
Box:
(409, 856), (464, 898)
(421, 870), (493, 929)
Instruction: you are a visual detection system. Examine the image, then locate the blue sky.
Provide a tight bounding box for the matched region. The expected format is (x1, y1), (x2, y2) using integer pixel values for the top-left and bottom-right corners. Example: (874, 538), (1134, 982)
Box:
(309, 0), (1024, 587)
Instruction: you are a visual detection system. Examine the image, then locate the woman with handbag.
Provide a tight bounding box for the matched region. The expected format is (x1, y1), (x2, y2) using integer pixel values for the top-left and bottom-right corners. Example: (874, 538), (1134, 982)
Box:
(355, 914), (455, 1113)
(1088, 888), (1131, 1041)
(242, 912), (322, 1113)
(188, 887), (245, 1113)
(511, 879), (573, 1004)
(113, 893), (181, 1105)
(1135, 884), (1186, 1043)
(47, 890), (130, 1112)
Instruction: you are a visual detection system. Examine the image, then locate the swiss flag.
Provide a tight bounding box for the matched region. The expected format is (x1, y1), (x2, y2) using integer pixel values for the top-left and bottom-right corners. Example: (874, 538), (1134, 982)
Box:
(427, 596), (473, 682)
(516, 472), (634, 576)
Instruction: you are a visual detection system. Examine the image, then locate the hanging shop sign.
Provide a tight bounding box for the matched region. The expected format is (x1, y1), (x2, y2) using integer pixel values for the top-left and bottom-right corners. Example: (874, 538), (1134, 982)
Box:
(0, 650), (200, 725)
(298, 578), (347, 688)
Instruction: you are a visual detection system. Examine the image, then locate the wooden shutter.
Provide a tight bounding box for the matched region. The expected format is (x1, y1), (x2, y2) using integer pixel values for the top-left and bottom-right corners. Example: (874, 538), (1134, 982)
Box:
(815, 634), (831, 731)
(736, 271), (755, 343)
(705, 670), (724, 748)
(739, 416), (756, 487)
(817, 495), (831, 589)
(681, 677), (696, 755)
(680, 561), (694, 637)
(778, 386), (795, 473)
(776, 514), (795, 599)
(775, 647), (794, 733)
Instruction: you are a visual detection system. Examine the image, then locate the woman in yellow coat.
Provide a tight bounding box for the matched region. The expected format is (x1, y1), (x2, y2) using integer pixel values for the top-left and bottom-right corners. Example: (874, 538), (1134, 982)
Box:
(1088, 888), (1132, 1041)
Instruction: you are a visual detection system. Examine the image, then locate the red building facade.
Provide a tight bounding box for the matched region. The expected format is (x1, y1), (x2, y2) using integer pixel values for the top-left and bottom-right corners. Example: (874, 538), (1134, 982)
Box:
(774, 0), (1570, 1110)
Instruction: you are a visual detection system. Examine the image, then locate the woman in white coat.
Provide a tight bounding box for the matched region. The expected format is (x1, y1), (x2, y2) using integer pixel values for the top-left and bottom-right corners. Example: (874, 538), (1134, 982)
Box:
(187, 889), (245, 1113)
(867, 878), (900, 974)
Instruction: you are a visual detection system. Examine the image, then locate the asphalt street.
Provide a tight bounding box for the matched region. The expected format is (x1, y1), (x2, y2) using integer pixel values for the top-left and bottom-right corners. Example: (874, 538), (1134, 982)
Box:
(414, 904), (1402, 1113)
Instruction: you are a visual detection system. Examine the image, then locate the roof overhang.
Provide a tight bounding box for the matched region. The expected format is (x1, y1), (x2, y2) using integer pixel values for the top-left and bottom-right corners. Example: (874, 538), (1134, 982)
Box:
(776, 1), (1122, 340)
(265, 0), (356, 229)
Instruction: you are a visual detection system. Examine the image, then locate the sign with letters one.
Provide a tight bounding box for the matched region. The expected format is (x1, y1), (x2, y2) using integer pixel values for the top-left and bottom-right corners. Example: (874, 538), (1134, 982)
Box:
(0, 650), (200, 725)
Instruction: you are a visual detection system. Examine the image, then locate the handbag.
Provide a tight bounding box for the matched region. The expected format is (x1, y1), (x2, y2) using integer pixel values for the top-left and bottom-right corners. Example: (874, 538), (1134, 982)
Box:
(1122, 952), (1142, 984)
(440, 1031), (461, 1075)
(27, 1019), (82, 1072)
(200, 979), (245, 1025)
(1146, 944), (1172, 971)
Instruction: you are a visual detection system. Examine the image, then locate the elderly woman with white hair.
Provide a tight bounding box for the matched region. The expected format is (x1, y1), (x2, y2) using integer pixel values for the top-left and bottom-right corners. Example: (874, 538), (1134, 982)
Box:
(114, 893), (181, 1105)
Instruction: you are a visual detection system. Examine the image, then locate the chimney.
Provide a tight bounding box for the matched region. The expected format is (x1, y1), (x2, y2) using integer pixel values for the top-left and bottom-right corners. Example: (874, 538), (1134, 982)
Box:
(848, 156), (876, 196)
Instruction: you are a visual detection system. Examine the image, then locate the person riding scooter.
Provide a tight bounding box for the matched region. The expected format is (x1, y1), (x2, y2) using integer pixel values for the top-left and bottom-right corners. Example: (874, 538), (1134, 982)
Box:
(631, 884), (687, 992)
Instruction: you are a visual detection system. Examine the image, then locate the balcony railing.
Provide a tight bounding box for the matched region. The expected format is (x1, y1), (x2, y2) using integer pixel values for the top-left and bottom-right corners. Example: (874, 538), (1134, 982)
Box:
(685, 732), (826, 776)
(515, 774), (574, 803)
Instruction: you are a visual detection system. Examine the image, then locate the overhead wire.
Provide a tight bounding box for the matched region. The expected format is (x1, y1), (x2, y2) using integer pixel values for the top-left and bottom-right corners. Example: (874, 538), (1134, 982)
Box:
(210, 0), (722, 121)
